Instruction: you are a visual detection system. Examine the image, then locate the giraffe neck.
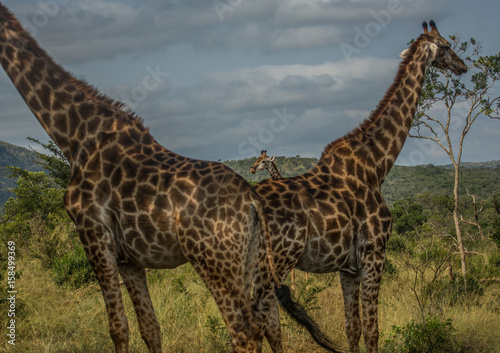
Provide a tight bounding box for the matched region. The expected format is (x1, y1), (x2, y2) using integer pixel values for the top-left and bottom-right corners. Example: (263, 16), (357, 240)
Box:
(320, 35), (431, 185)
(0, 5), (147, 165)
(267, 161), (283, 180)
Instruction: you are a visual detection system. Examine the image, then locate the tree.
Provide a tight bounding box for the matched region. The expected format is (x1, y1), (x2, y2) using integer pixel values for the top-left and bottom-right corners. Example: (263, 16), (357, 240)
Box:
(391, 197), (427, 236)
(0, 140), (74, 268)
(411, 37), (500, 283)
(491, 192), (500, 249)
(26, 137), (71, 188)
(1, 169), (67, 236)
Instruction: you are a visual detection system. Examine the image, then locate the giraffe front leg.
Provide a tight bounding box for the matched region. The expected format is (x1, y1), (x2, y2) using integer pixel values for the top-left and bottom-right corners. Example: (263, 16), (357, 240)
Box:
(119, 263), (162, 353)
(84, 243), (129, 353)
(340, 271), (362, 353)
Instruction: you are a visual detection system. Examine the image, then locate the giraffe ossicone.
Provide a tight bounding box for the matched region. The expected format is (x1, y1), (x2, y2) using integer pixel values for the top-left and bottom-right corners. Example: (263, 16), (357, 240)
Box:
(252, 20), (467, 353)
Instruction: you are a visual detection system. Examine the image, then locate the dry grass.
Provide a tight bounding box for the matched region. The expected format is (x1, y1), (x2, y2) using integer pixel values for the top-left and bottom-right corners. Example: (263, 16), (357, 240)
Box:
(1, 256), (499, 353)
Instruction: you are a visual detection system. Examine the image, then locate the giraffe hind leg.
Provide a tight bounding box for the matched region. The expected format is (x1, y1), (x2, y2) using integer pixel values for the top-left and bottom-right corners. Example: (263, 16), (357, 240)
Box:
(261, 299), (283, 353)
(196, 262), (260, 353)
(248, 240), (283, 353)
(360, 251), (385, 353)
(340, 271), (362, 353)
(119, 263), (162, 353)
(177, 230), (261, 352)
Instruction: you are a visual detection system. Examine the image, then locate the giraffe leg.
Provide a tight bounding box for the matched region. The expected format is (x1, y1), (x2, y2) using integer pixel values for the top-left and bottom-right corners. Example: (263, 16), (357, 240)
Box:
(249, 217), (283, 353)
(360, 253), (385, 353)
(183, 248), (261, 353)
(84, 243), (129, 353)
(249, 250), (282, 353)
(119, 263), (162, 353)
(340, 271), (362, 353)
(262, 299), (283, 353)
(201, 269), (260, 353)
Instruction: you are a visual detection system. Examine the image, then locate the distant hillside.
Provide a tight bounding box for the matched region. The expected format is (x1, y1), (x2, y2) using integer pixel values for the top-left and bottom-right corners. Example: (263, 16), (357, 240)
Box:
(0, 140), (43, 207)
(224, 156), (500, 207)
(224, 155), (318, 181)
(1, 140), (499, 210)
(441, 160), (500, 169)
(382, 163), (500, 206)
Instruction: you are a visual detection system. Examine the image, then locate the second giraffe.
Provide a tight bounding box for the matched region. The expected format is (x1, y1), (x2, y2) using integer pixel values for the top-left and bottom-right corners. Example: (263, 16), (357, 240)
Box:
(251, 21), (467, 353)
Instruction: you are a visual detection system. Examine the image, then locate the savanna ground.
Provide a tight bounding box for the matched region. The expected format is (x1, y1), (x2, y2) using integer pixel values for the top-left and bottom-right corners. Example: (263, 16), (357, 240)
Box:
(1, 238), (499, 353)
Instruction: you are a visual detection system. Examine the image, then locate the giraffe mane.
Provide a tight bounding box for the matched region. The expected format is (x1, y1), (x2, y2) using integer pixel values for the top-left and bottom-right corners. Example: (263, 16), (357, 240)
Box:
(320, 33), (427, 160)
(0, 4), (145, 127)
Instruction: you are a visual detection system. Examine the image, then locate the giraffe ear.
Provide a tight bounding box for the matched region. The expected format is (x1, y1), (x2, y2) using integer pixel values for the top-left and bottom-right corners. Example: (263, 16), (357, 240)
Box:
(399, 48), (409, 59)
(268, 156), (275, 162)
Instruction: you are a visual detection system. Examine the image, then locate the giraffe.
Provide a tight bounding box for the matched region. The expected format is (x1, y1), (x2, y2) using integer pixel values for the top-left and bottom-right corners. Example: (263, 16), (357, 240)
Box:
(250, 150), (284, 180)
(250, 150), (310, 290)
(252, 21), (467, 353)
(0, 4), (281, 352)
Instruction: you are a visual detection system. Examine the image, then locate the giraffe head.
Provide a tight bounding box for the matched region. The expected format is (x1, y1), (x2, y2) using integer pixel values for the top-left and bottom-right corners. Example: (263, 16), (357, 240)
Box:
(399, 20), (467, 76)
(250, 150), (275, 174)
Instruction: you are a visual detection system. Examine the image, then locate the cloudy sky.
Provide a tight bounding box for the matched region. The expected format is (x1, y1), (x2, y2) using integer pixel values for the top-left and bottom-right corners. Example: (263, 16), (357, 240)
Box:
(0, 0), (498, 166)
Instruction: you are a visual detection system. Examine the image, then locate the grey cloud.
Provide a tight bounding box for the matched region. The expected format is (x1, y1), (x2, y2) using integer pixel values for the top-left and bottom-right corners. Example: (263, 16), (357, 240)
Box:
(278, 74), (336, 91)
(7, 0), (448, 64)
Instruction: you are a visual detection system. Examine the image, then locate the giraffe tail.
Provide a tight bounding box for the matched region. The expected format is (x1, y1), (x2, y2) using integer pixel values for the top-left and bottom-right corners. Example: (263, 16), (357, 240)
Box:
(275, 285), (343, 353)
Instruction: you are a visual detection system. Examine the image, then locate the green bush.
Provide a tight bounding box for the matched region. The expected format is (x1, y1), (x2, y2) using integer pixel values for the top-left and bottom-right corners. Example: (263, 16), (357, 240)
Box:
(391, 197), (427, 236)
(51, 245), (96, 288)
(382, 316), (460, 353)
(490, 252), (500, 269)
(204, 314), (231, 353)
(386, 233), (408, 253)
(383, 258), (398, 276)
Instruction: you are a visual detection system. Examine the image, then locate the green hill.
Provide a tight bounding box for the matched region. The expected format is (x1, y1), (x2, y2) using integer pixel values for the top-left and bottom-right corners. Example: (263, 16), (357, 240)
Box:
(1, 139), (499, 209)
(224, 156), (500, 207)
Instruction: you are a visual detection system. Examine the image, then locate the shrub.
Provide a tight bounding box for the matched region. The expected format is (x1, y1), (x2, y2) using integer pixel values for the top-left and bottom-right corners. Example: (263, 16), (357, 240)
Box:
(382, 316), (460, 353)
(490, 252), (500, 269)
(384, 258), (398, 276)
(391, 197), (427, 236)
(51, 245), (96, 288)
(426, 276), (484, 307)
(386, 233), (408, 253)
(204, 314), (231, 353)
